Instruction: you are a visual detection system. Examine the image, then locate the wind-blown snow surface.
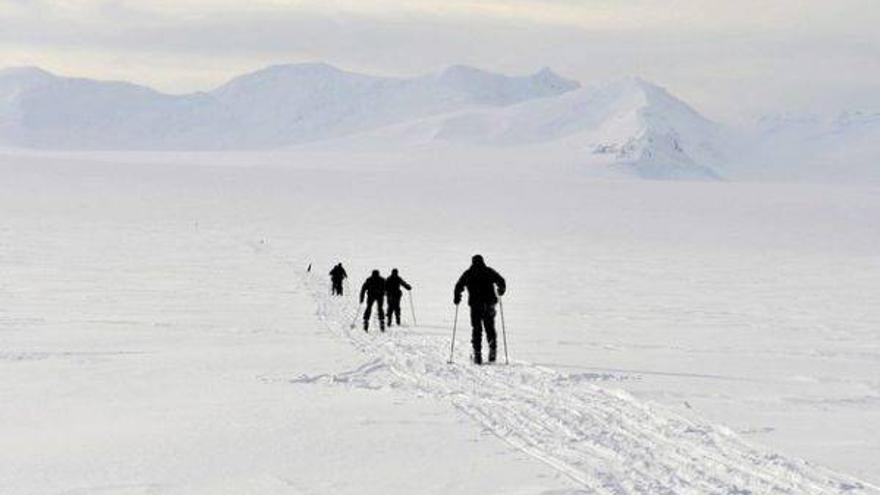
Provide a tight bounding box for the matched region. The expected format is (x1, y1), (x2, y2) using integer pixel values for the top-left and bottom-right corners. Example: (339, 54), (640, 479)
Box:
(1, 149), (879, 494)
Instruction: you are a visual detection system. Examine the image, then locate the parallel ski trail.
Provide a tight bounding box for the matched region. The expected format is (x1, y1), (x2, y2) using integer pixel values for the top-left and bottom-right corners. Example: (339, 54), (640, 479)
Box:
(285, 260), (876, 494)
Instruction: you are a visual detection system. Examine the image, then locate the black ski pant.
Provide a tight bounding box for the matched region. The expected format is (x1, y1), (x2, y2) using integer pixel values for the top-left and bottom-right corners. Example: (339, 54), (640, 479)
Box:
(363, 297), (385, 330)
(386, 294), (402, 326)
(331, 280), (344, 295)
(470, 302), (497, 361)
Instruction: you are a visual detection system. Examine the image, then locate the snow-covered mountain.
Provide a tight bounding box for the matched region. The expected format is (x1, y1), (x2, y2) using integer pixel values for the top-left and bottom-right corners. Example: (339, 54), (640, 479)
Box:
(358, 77), (727, 179)
(0, 67), (239, 149)
(0, 64), (578, 150)
(213, 64), (579, 147)
(1, 63), (877, 183)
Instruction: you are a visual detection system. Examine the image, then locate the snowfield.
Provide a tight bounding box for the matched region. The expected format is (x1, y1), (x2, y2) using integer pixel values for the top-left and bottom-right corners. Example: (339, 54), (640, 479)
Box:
(1, 149), (879, 494)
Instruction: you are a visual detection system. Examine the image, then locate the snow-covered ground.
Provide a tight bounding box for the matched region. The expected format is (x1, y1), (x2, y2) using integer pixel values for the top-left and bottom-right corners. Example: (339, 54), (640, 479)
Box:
(1, 149), (879, 494)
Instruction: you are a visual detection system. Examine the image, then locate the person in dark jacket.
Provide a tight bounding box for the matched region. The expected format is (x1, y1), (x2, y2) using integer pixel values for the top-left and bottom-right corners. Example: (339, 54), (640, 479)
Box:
(360, 269), (386, 332)
(385, 268), (412, 327)
(454, 254), (506, 364)
(329, 263), (347, 296)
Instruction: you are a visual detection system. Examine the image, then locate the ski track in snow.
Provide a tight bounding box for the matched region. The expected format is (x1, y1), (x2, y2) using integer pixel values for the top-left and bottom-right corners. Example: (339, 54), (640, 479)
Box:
(256, 241), (877, 495)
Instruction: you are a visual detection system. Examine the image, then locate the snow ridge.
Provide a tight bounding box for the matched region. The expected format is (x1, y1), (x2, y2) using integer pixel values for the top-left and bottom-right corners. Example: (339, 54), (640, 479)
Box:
(295, 271), (877, 494)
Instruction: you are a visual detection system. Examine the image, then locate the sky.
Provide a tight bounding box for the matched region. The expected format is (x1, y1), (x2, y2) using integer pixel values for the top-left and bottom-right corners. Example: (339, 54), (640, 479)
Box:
(1, 0), (878, 123)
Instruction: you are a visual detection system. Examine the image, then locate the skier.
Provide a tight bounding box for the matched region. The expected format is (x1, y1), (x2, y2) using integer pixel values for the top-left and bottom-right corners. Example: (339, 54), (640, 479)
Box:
(360, 269), (386, 332)
(329, 263), (347, 296)
(385, 268), (412, 328)
(453, 255), (506, 364)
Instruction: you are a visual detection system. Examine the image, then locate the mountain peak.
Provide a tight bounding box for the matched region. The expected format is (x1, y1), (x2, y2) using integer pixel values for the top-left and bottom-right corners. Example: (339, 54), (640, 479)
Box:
(533, 66), (572, 83)
(606, 76), (670, 98)
(261, 62), (346, 75)
(439, 65), (577, 87)
(434, 65), (579, 105)
(438, 64), (493, 80)
(0, 66), (58, 97)
(592, 77), (714, 128)
(0, 66), (53, 76)
(0, 66), (56, 83)
(214, 62), (358, 93)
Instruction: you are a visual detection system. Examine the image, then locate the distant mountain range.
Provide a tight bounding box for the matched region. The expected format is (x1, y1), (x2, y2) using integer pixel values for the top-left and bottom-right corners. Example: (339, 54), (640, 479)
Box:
(351, 77), (727, 180)
(0, 64), (577, 149)
(1, 64), (877, 182)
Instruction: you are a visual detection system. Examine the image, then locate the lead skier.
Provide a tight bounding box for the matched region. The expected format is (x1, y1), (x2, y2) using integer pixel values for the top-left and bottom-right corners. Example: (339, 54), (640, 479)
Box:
(453, 255), (506, 364)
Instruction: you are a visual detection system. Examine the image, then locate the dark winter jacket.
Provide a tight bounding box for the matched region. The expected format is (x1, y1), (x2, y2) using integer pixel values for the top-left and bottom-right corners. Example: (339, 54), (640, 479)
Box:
(329, 264), (347, 282)
(454, 260), (505, 306)
(360, 273), (386, 303)
(385, 273), (411, 299)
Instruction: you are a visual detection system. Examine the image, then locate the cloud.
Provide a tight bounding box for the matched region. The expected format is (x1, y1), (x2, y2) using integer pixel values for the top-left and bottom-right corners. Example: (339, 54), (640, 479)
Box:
(6, 0), (875, 33)
(1, 0), (878, 121)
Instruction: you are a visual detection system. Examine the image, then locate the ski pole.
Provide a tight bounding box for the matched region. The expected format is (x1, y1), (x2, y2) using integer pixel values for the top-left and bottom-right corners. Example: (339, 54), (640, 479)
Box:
(408, 291), (417, 327)
(499, 298), (510, 365)
(448, 305), (459, 364)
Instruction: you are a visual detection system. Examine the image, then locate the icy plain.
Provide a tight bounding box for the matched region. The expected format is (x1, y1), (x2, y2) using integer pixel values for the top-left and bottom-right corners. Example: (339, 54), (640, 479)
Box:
(1, 148), (878, 494)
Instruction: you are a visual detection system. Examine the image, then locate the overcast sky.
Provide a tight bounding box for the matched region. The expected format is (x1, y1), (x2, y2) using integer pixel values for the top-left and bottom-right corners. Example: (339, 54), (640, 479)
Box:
(2, 0), (878, 122)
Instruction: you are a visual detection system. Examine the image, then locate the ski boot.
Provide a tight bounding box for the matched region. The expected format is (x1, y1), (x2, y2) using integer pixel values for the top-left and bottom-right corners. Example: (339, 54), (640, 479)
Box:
(488, 347), (497, 364)
(473, 350), (482, 365)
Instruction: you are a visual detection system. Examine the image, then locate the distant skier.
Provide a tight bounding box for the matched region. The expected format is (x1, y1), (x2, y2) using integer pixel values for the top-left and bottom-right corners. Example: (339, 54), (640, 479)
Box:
(454, 255), (506, 364)
(360, 269), (386, 332)
(329, 263), (347, 296)
(385, 268), (412, 328)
